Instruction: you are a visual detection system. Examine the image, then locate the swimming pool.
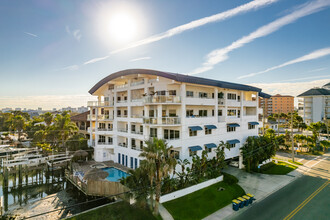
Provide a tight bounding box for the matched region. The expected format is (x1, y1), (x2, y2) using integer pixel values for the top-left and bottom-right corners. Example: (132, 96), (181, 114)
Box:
(102, 167), (129, 182)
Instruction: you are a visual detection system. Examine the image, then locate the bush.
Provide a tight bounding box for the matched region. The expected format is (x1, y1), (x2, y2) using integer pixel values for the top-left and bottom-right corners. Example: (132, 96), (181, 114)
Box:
(222, 172), (238, 185)
(258, 162), (276, 172)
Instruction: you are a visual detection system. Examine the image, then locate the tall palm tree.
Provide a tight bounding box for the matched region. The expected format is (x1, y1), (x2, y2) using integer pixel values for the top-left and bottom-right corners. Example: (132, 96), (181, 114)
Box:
(139, 137), (177, 215)
(11, 115), (25, 142)
(307, 122), (322, 147)
(42, 112), (53, 127)
(53, 113), (78, 149)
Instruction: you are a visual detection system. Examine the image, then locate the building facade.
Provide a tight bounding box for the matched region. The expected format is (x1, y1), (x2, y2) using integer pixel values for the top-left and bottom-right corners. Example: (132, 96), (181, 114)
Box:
(259, 94), (294, 117)
(298, 83), (330, 124)
(87, 69), (269, 170)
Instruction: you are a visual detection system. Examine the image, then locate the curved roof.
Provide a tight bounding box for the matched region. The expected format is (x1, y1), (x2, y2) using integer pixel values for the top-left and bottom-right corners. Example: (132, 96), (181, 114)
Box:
(89, 69), (264, 94)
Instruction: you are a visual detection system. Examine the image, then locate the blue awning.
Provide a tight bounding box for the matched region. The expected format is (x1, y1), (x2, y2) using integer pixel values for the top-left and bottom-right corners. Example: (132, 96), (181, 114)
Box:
(189, 126), (203, 131)
(248, 122), (259, 125)
(227, 139), (240, 144)
(205, 143), (217, 149)
(204, 125), (217, 129)
(189, 146), (202, 152)
(227, 123), (240, 127)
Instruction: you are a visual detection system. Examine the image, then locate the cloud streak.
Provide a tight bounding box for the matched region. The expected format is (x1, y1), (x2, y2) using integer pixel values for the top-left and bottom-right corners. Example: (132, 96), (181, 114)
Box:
(238, 47), (330, 79)
(190, 0), (330, 75)
(24, 32), (38, 37)
(130, 56), (151, 62)
(84, 0), (279, 65)
(66, 26), (82, 41)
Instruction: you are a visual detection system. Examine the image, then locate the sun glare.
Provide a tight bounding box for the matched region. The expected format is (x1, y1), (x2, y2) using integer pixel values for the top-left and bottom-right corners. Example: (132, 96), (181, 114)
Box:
(108, 12), (138, 42)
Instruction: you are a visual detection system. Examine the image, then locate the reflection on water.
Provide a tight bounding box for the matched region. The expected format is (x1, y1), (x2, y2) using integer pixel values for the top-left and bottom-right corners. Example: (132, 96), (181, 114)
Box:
(0, 167), (115, 217)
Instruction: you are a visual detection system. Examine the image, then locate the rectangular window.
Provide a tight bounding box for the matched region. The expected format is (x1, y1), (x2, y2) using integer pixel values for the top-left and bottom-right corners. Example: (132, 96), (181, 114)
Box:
(248, 124), (256, 129)
(164, 129), (180, 139)
(229, 144), (236, 148)
(227, 126), (236, 132)
(205, 127), (212, 135)
(117, 110), (121, 117)
(199, 110), (207, 117)
(140, 141), (143, 150)
(169, 90), (176, 95)
(117, 96), (121, 101)
(130, 157), (133, 169)
(186, 91), (194, 97)
(170, 150), (180, 159)
(99, 123), (105, 129)
(199, 92), (208, 98)
(186, 110), (194, 117)
(227, 109), (237, 116)
(140, 125), (143, 133)
(218, 109), (223, 116)
(189, 150), (197, 157)
(135, 158), (138, 169)
(118, 153), (121, 164)
(98, 135), (105, 143)
(149, 110), (155, 117)
(227, 93), (237, 100)
(157, 90), (166, 95)
(125, 155), (128, 166)
(150, 128), (157, 137)
(169, 110), (176, 117)
(189, 129), (197, 137)
(124, 110), (128, 116)
(162, 110), (166, 117)
(108, 137), (113, 144)
(212, 110), (215, 116)
(205, 146), (212, 153)
(131, 124), (136, 132)
(122, 154), (125, 166)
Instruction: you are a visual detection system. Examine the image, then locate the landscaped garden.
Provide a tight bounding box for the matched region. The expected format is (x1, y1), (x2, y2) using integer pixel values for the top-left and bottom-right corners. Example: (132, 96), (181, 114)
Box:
(68, 201), (161, 220)
(163, 173), (245, 220)
(259, 161), (297, 175)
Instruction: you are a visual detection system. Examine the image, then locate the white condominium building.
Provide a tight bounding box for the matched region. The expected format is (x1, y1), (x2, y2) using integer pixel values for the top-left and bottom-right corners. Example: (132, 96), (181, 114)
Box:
(298, 82), (330, 124)
(87, 69), (270, 169)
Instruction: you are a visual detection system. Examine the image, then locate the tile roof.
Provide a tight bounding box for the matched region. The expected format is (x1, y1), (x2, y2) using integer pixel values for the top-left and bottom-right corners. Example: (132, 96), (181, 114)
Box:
(297, 88), (330, 97)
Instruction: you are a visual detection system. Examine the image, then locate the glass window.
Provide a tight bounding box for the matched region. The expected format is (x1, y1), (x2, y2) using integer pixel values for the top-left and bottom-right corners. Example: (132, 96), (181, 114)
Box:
(150, 128), (157, 137)
(186, 91), (194, 97)
(99, 135), (105, 143)
(248, 124), (256, 129)
(218, 109), (223, 116)
(199, 110), (207, 117)
(227, 126), (236, 132)
(117, 110), (121, 116)
(227, 109), (237, 116)
(205, 146), (212, 153)
(108, 137), (113, 144)
(189, 129), (197, 136)
(227, 93), (237, 100)
(189, 149), (197, 157)
(205, 127), (212, 135)
(169, 110), (176, 117)
(186, 110), (194, 117)
(170, 150), (180, 159)
(169, 90), (176, 95)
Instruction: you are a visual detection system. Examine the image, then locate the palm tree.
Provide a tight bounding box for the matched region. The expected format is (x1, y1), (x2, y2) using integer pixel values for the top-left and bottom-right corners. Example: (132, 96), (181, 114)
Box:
(53, 113), (78, 149)
(307, 122), (322, 147)
(42, 112), (53, 127)
(139, 138), (177, 215)
(11, 115), (25, 142)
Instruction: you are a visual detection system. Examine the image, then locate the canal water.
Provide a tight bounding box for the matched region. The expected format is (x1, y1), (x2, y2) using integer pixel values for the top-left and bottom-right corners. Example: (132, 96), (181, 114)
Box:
(0, 167), (113, 217)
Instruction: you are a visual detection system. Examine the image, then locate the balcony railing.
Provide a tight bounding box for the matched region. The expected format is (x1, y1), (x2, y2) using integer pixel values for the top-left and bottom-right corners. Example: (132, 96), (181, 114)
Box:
(118, 128), (128, 133)
(87, 101), (114, 107)
(218, 99), (225, 105)
(131, 98), (144, 102)
(143, 117), (181, 125)
(118, 143), (128, 148)
(97, 128), (113, 132)
(116, 84), (128, 89)
(143, 95), (181, 104)
(97, 142), (113, 145)
(117, 99), (128, 103)
(131, 145), (142, 151)
(131, 130), (143, 135)
(130, 80), (144, 87)
(131, 114), (143, 118)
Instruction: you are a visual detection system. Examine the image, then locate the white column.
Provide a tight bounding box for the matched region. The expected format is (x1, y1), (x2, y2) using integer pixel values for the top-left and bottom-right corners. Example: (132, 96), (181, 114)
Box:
(215, 88), (218, 122)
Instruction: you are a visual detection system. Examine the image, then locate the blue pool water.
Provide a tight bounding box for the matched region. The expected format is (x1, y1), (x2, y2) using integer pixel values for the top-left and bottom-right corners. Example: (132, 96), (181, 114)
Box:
(102, 167), (129, 182)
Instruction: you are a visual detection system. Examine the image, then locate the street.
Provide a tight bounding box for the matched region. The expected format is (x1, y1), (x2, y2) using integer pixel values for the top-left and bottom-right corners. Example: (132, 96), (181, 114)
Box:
(233, 153), (330, 220)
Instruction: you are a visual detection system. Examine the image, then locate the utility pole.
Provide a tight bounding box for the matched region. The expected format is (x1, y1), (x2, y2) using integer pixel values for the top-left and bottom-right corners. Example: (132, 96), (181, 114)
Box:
(291, 112), (295, 162)
(262, 100), (265, 136)
(277, 111), (280, 136)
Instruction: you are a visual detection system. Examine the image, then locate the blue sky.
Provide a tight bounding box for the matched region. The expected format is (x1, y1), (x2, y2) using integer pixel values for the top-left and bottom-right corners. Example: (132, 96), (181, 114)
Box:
(1, 0), (330, 109)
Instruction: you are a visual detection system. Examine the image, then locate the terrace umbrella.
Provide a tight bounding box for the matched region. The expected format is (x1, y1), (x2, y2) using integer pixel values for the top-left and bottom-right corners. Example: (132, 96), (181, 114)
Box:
(83, 168), (108, 180)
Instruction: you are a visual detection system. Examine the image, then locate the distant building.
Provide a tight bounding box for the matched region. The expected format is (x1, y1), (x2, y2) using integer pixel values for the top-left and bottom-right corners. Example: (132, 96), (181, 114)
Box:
(298, 83), (330, 124)
(259, 94), (294, 117)
(1, 108), (12, 113)
(62, 107), (77, 112)
(15, 108), (21, 111)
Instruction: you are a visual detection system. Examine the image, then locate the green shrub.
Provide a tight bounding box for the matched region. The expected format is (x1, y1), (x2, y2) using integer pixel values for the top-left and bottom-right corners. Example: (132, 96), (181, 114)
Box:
(259, 162), (276, 172)
(222, 172), (238, 185)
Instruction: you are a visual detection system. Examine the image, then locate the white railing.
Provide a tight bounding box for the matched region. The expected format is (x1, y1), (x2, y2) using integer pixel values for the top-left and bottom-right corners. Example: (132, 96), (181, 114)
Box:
(218, 99), (225, 105)
(87, 101), (114, 107)
(131, 98), (144, 102)
(118, 128), (128, 133)
(131, 130), (143, 135)
(116, 84), (129, 89)
(143, 95), (181, 104)
(131, 114), (143, 118)
(97, 128), (113, 132)
(130, 80), (144, 86)
(143, 117), (181, 125)
(118, 143), (128, 148)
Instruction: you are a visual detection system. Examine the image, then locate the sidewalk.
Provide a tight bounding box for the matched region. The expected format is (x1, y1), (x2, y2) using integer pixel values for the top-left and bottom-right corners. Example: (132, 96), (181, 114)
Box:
(159, 204), (174, 220)
(203, 166), (303, 220)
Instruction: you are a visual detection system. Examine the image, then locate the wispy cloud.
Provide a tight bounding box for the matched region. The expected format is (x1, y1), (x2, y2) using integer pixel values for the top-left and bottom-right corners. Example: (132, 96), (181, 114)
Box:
(129, 56), (151, 62)
(24, 32), (38, 37)
(190, 0), (330, 75)
(238, 47), (330, 79)
(66, 26), (82, 41)
(277, 74), (330, 82)
(309, 67), (327, 72)
(55, 65), (79, 71)
(84, 55), (110, 65)
(84, 0), (279, 65)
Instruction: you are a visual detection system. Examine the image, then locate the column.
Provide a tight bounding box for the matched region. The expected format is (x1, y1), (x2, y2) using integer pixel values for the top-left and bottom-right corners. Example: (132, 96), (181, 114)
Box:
(215, 88), (218, 122)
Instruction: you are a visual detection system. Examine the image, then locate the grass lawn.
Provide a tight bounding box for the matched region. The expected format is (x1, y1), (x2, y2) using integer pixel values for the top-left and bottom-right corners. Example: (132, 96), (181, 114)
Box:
(163, 181), (245, 220)
(288, 160), (303, 165)
(68, 201), (160, 220)
(259, 162), (297, 175)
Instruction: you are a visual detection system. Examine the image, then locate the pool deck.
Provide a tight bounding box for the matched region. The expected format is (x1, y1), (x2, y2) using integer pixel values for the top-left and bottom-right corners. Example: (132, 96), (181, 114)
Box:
(72, 160), (131, 174)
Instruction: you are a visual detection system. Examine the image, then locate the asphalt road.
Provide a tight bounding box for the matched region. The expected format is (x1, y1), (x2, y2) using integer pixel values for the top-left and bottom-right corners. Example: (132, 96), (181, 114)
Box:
(233, 154), (330, 220)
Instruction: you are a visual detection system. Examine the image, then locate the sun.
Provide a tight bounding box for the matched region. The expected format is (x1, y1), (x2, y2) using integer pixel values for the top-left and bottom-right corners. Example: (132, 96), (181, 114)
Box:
(108, 12), (137, 42)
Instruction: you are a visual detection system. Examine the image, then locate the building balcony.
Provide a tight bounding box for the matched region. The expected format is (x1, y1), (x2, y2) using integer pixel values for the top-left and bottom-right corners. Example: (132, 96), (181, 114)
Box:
(226, 99), (241, 107)
(130, 80), (145, 87)
(131, 130), (143, 135)
(118, 128), (128, 133)
(97, 142), (113, 146)
(118, 143), (128, 148)
(131, 145), (143, 151)
(143, 95), (181, 104)
(243, 100), (257, 107)
(116, 84), (129, 90)
(87, 101), (114, 107)
(97, 128), (113, 132)
(218, 99), (226, 105)
(143, 117), (181, 125)
(186, 97), (215, 105)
